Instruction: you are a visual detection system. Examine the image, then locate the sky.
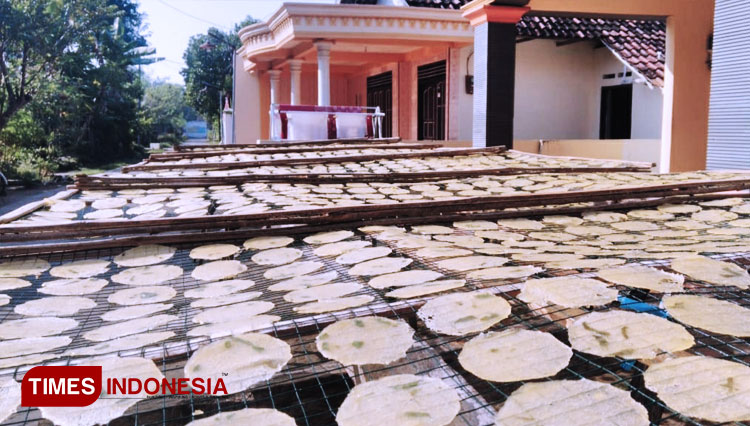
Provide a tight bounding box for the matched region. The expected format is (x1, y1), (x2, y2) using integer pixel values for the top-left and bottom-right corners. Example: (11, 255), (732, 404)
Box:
(137, 0), (334, 85)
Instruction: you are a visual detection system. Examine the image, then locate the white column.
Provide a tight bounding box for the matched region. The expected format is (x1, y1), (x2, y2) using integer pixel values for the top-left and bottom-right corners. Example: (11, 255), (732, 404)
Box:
(268, 69), (281, 105)
(288, 59), (303, 105)
(314, 41), (333, 106)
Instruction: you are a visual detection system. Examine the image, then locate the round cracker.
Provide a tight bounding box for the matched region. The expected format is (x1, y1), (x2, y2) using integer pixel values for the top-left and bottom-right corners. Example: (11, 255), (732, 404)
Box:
(192, 260), (247, 281)
(569, 310), (694, 359)
(83, 314), (176, 342)
(611, 221), (659, 231)
(596, 265), (684, 293)
(497, 218), (544, 230)
(267, 271), (338, 292)
(40, 357), (164, 426)
(0, 335), (71, 358)
(435, 255), (508, 272)
(542, 215), (583, 226)
(264, 261), (324, 280)
(112, 264), (183, 286)
(186, 315), (281, 338)
(691, 209), (738, 223)
(453, 220), (498, 230)
(495, 379), (649, 426)
(348, 257), (412, 276)
(251, 247), (303, 266)
(83, 208), (123, 220)
(385, 279), (465, 299)
(459, 329), (572, 382)
(192, 301), (275, 324)
(38, 278), (107, 296)
(368, 270), (443, 289)
(303, 230), (354, 244)
(49, 199), (85, 213)
(91, 198), (127, 210)
(185, 279), (255, 298)
(336, 374), (460, 426)
(0, 377), (21, 424)
(102, 303), (172, 321)
(108, 286), (176, 306)
(67, 331), (174, 356)
(293, 295), (374, 314)
(0, 295), (9, 306)
(189, 244), (241, 260)
(467, 265), (543, 281)
(582, 211), (628, 222)
(663, 294), (750, 337)
(186, 408), (296, 426)
(658, 203), (701, 214)
(316, 317), (414, 365)
(644, 356), (750, 422)
(544, 258), (626, 270)
(335, 247), (391, 265)
(671, 255), (750, 288)
(243, 236), (294, 250)
(49, 259), (109, 278)
(417, 292), (511, 336)
(0, 258), (50, 278)
(414, 246), (472, 259)
(190, 292), (262, 308)
(184, 333), (292, 394)
(15, 296), (96, 316)
(284, 282), (362, 304)
(0, 277), (31, 291)
(313, 240), (370, 257)
(0, 317), (78, 339)
(411, 225), (453, 234)
(519, 277), (618, 308)
(627, 209), (674, 220)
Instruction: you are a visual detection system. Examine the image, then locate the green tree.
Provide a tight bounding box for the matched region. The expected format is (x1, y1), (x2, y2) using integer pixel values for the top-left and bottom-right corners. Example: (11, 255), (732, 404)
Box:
(0, 0), (156, 181)
(181, 15), (257, 139)
(140, 80), (188, 143)
(0, 0), (126, 129)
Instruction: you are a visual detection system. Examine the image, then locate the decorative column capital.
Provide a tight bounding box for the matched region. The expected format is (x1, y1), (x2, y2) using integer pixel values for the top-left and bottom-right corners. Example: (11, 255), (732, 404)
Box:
(288, 59), (303, 72)
(268, 69), (282, 80)
(462, 3), (529, 27)
(314, 40), (334, 55)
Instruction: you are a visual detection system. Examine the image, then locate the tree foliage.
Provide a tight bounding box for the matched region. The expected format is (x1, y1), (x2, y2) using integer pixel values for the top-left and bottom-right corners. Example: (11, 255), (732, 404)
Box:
(181, 15), (257, 138)
(0, 0), (157, 180)
(140, 80), (188, 144)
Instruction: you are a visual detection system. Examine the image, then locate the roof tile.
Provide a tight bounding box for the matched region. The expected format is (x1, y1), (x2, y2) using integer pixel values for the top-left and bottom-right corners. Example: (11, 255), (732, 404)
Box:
(339, 0), (666, 86)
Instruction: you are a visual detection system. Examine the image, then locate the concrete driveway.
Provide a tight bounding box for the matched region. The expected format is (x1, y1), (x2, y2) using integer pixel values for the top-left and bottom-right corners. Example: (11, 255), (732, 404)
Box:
(0, 184), (66, 216)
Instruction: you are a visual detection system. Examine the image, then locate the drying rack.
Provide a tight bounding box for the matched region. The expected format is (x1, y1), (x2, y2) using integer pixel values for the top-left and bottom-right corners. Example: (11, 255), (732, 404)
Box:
(122, 147), (507, 172)
(3, 177), (750, 245)
(174, 137), (404, 151)
(148, 143), (444, 162)
(1, 209), (750, 426)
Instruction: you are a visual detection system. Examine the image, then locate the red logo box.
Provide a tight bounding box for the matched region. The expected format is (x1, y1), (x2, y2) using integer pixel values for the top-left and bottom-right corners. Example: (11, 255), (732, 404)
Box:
(22, 366), (102, 407)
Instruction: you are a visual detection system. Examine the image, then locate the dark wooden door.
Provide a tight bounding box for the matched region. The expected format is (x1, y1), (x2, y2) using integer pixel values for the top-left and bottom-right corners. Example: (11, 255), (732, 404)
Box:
(599, 84), (633, 139)
(367, 72), (392, 138)
(418, 61), (446, 141)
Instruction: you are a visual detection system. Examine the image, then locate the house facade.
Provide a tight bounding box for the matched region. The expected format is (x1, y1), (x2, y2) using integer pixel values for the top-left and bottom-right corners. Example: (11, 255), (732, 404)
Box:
(233, 0), (714, 172)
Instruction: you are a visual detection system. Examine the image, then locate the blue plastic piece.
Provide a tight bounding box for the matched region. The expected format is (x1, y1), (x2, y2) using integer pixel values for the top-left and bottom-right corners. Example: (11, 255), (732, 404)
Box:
(617, 295), (669, 318)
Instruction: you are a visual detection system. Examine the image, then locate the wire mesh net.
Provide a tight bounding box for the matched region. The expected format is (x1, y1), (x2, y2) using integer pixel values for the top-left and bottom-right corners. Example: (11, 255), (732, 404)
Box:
(1, 199), (750, 425)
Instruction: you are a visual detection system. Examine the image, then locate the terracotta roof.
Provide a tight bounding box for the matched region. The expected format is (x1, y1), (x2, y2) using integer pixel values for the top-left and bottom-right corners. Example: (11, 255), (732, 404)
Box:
(517, 15), (665, 87)
(338, 1), (666, 87)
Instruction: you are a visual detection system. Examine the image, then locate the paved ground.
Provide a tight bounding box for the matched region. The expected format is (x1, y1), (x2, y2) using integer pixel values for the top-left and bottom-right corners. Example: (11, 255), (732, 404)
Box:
(0, 184), (66, 216)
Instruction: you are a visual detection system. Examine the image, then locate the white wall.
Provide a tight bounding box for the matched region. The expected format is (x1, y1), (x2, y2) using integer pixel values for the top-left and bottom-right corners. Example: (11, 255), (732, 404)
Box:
(631, 82), (663, 139)
(594, 47), (663, 139)
(510, 39), (662, 141)
(233, 61), (261, 144)
(457, 45), (474, 141)
(514, 39), (598, 140)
